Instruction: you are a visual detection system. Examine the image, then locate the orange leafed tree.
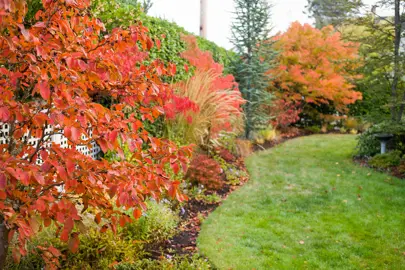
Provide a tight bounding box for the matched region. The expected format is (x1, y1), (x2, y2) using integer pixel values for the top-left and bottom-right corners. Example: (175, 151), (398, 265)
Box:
(0, 0), (192, 267)
(269, 22), (362, 120)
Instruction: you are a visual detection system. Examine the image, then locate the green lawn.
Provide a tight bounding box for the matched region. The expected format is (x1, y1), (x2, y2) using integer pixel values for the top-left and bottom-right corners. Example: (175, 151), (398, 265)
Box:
(198, 135), (405, 269)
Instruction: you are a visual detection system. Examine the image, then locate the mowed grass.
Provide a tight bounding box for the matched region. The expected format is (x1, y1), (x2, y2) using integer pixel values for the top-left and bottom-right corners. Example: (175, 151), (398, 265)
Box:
(198, 135), (405, 270)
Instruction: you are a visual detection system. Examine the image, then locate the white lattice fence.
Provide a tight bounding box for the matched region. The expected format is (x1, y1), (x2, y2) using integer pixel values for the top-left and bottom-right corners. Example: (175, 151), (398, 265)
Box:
(0, 123), (101, 164)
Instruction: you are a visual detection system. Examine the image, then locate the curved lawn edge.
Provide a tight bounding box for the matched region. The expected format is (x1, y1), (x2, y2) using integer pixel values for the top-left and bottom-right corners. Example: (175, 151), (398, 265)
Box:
(197, 135), (405, 269)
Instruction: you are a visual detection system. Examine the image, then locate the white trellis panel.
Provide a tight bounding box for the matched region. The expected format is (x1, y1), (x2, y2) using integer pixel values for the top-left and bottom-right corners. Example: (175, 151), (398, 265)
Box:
(0, 123), (101, 164)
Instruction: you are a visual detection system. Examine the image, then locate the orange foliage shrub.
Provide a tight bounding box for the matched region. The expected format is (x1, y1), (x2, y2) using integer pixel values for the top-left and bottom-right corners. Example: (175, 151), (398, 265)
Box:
(269, 22), (362, 121)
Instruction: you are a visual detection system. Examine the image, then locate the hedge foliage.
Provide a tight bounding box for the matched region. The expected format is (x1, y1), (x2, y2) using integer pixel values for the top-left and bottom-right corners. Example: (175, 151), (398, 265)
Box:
(142, 15), (235, 82)
(356, 121), (405, 157)
(26, 0), (234, 82)
(93, 0), (234, 82)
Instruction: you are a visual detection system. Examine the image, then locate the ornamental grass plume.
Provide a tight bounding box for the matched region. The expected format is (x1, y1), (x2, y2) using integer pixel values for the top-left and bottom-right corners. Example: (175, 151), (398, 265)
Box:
(166, 36), (245, 146)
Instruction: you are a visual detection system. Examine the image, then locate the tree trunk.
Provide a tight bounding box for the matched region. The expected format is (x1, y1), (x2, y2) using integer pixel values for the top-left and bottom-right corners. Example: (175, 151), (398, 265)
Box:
(0, 216), (9, 269)
(245, 1), (252, 139)
(391, 0), (401, 121)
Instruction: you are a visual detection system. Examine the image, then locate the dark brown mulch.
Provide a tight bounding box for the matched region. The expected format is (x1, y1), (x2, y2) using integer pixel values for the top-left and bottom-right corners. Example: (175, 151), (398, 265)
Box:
(163, 199), (219, 256)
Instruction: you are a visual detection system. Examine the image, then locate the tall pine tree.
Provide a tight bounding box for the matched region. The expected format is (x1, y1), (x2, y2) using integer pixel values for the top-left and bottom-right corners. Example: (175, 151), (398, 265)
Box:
(306, 0), (363, 28)
(231, 0), (276, 138)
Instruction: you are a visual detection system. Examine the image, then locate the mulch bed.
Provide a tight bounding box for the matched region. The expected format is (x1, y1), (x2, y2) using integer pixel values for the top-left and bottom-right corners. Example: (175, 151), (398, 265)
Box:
(162, 162), (249, 257)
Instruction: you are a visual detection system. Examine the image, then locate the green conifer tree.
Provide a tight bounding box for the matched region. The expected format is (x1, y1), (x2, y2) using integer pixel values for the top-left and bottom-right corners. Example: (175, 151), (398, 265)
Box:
(231, 0), (276, 138)
(306, 0), (363, 28)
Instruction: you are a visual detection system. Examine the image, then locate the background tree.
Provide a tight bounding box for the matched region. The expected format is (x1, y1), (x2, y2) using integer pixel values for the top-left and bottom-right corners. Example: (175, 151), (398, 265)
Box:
(118, 0), (153, 14)
(342, 15), (395, 122)
(306, 0), (363, 28)
(230, 0), (276, 138)
(269, 22), (362, 125)
(0, 0), (192, 267)
(343, 1), (405, 122)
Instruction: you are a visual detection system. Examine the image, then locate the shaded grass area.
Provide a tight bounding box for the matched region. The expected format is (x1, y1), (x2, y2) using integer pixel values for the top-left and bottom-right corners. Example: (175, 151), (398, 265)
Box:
(198, 135), (405, 269)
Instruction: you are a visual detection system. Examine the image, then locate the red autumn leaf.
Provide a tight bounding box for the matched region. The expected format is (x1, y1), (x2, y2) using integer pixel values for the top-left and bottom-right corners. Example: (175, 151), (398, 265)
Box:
(71, 127), (80, 142)
(100, 225), (109, 233)
(34, 173), (45, 185)
(0, 173), (6, 189)
(35, 199), (46, 212)
(156, 39), (161, 50)
(94, 213), (101, 224)
(147, 38), (153, 50)
(109, 130), (118, 142)
(108, 185), (118, 199)
(133, 208), (142, 219)
(66, 160), (75, 176)
(0, 190), (6, 200)
(119, 215), (126, 227)
(16, 169), (29, 186)
(48, 246), (61, 257)
(38, 81), (51, 100)
(171, 162), (180, 174)
(0, 107), (10, 121)
(44, 218), (52, 227)
(57, 166), (68, 182)
(64, 126), (72, 138)
(60, 229), (69, 242)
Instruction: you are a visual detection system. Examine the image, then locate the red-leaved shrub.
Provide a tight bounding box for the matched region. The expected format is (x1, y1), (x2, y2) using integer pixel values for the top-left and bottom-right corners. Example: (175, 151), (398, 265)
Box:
(271, 99), (302, 129)
(185, 154), (224, 190)
(216, 148), (236, 163)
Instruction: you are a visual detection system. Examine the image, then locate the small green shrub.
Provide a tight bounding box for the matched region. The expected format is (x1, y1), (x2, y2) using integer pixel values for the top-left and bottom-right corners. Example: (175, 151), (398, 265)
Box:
(6, 226), (143, 270)
(369, 150), (402, 169)
(224, 167), (248, 186)
(211, 152), (247, 186)
(339, 127), (348, 134)
(115, 255), (211, 270)
(64, 229), (142, 270)
(195, 193), (222, 204)
(7, 201), (178, 269)
(121, 201), (179, 245)
(305, 126), (321, 134)
(213, 133), (240, 157)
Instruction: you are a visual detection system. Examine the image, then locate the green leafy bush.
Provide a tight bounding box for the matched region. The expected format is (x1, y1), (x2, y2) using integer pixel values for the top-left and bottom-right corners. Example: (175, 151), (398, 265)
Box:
(91, 0), (143, 31)
(64, 229), (142, 270)
(115, 255), (211, 270)
(6, 226), (143, 270)
(356, 121), (405, 157)
(121, 201), (179, 246)
(305, 126), (322, 134)
(7, 201), (178, 269)
(369, 150), (402, 169)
